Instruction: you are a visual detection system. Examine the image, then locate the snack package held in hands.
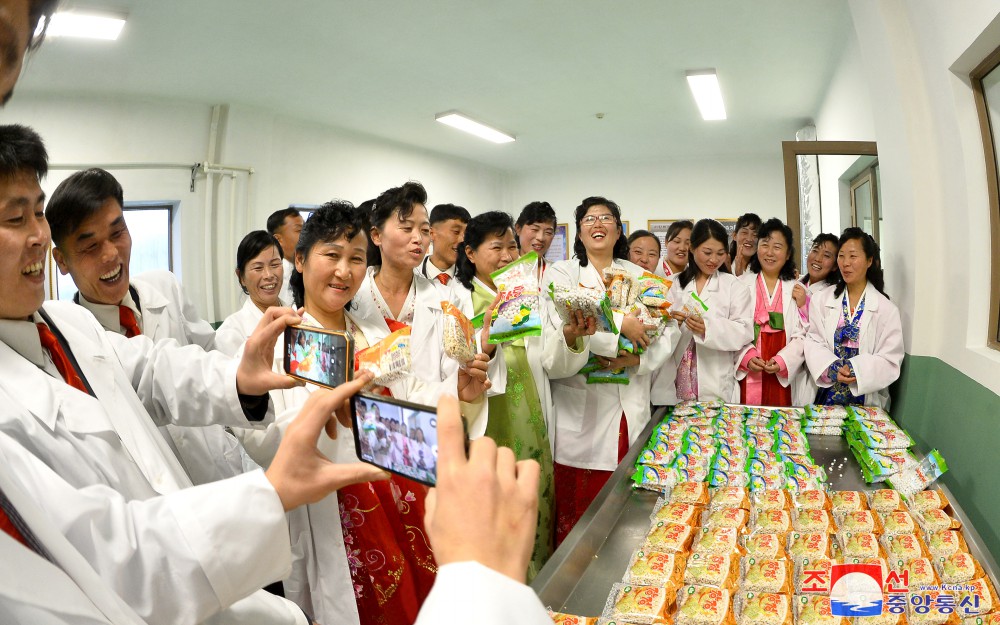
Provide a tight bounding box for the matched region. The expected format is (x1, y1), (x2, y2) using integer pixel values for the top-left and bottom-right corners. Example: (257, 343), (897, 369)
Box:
(604, 267), (642, 310)
(487, 252), (542, 343)
(887, 449), (948, 498)
(587, 368), (631, 385)
(549, 283), (618, 333)
(603, 583), (672, 625)
(679, 291), (709, 319)
(637, 271), (673, 317)
(440, 301), (477, 363)
(355, 326), (411, 386)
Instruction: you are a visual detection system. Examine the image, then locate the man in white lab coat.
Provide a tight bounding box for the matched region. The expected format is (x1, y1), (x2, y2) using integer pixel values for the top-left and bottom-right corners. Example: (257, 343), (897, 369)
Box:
(267, 207), (304, 306)
(46, 167), (253, 486)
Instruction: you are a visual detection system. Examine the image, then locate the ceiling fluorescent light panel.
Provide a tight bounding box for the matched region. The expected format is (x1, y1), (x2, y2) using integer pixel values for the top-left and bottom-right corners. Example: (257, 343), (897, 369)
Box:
(42, 12), (126, 41)
(686, 70), (727, 121)
(435, 111), (515, 144)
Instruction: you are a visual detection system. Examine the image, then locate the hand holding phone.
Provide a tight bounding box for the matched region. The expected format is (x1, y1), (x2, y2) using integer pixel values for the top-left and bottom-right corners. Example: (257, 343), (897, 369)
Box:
(284, 325), (353, 389)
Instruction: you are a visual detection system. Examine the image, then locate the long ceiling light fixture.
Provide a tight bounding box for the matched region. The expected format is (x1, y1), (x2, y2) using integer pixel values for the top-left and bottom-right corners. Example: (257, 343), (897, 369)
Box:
(435, 111), (515, 144)
(37, 11), (127, 40)
(685, 69), (727, 121)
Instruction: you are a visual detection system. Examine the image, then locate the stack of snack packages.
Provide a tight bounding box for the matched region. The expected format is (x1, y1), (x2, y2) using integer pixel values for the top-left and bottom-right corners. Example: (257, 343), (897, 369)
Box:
(550, 485), (998, 624)
(631, 402), (825, 494)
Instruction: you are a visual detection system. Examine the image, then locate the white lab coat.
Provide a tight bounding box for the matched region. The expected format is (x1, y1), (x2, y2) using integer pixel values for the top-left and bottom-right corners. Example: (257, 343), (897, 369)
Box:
(733, 272), (815, 406)
(649, 264), (679, 406)
(127, 271), (256, 484)
(415, 562), (552, 625)
(544, 259), (679, 471)
(279, 258), (295, 307)
(215, 296), (266, 357)
(0, 302), (305, 625)
(803, 283), (904, 409)
(666, 271), (754, 403)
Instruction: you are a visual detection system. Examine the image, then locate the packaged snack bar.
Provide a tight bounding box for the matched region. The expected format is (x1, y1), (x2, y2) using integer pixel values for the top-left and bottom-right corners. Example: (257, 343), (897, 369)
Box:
(888, 449), (948, 498)
(708, 470), (751, 489)
(356, 326), (411, 386)
(793, 557), (836, 594)
(752, 509), (792, 534)
(868, 489), (904, 514)
(646, 521), (696, 553)
(847, 405), (891, 421)
(792, 509), (833, 534)
(625, 548), (686, 588)
(733, 591), (791, 625)
(604, 583), (671, 625)
(908, 489), (949, 513)
(748, 474), (786, 492)
(934, 552), (983, 585)
(915, 508), (960, 533)
(604, 267), (642, 310)
(955, 578), (998, 617)
(881, 532), (928, 563)
(669, 482), (711, 506)
(702, 507), (748, 531)
(550, 613), (598, 625)
(960, 615), (1000, 625)
(440, 301), (477, 363)
(793, 595), (849, 625)
(835, 510), (880, 534)
(742, 532), (784, 560)
(901, 557), (940, 590)
(740, 557), (792, 594)
(488, 252), (542, 343)
(710, 486), (751, 510)
(684, 552), (738, 588)
(792, 490), (830, 511)
(751, 489), (790, 512)
(637, 447), (678, 467)
(786, 532), (831, 560)
(878, 510), (916, 536)
(925, 529), (967, 559)
(675, 585), (733, 625)
(837, 532), (882, 559)
(906, 589), (954, 625)
(692, 526), (742, 556)
(651, 500), (701, 526)
(678, 292), (710, 319)
(830, 491), (866, 514)
(637, 272), (673, 317)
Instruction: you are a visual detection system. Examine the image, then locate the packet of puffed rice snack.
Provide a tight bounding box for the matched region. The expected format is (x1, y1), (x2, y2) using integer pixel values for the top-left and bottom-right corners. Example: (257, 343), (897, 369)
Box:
(355, 326), (411, 386)
(487, 251), (542, 343)
(440, 301), (476, 363)
(637, 272), (673, 317)
(549, 283), (618, 333)
(887, 449), (948, 499)
(679, 291), (709, 318)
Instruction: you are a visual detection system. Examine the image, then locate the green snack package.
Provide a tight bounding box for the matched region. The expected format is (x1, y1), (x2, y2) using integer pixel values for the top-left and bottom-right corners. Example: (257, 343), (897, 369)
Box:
(487, 251), (542, 343)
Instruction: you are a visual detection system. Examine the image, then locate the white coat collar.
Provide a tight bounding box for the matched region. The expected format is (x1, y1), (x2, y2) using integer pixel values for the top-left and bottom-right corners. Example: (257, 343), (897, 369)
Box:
(129, 279), (170, 339)
(77, 286), (145, 336)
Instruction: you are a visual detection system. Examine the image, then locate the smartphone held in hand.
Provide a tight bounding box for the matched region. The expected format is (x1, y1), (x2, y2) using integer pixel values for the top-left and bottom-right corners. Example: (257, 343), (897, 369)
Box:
(283, 325), (353, 389)
(351, 392), (449, 487)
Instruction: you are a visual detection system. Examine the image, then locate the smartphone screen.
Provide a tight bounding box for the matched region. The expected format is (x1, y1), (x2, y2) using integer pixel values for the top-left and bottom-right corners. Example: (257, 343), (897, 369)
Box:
(283, 325), (353, 389)
(351, 393), (439, 487)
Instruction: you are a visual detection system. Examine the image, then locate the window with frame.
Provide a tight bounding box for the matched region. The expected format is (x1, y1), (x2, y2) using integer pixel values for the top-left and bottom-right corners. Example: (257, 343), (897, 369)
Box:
(972, 46), (1000, 350)
(55, 202), (175, 300)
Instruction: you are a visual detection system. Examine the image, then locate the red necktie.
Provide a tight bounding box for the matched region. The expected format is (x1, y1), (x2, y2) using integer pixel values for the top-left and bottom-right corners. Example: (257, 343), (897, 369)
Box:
(436, 273), (450, 286)
(119, 306), (142, 338)
(36, 324), (90, 393)
(0, 487), (49, 558)
(0, 509), (30, 550)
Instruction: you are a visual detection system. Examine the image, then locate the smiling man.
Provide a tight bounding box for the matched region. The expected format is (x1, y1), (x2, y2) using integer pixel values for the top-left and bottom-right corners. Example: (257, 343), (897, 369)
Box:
(420, 203), (471, 290)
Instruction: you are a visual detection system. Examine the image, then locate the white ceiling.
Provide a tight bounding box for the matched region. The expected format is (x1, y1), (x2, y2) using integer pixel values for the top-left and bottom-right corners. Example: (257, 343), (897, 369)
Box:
(16, 0), (852, 172)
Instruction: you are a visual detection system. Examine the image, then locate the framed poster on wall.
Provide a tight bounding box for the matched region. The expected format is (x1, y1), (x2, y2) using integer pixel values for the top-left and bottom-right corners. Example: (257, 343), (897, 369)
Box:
(621, 220), (630, 238)
(544, 223), (570, 264)
(716, 218), (739, 242)
(648, 219), (690, 262)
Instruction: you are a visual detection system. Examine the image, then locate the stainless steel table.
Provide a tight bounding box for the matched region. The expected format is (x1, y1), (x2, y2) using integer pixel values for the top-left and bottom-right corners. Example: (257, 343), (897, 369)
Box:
(532, 409), (1000, 616)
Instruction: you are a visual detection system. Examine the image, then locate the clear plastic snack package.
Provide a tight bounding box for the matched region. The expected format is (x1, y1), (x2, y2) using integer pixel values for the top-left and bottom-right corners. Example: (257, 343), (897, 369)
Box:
(887, 449), (948, 499)
(603, 583), (672, 625)
(549, 282), (617, 333)
(740, 556), (793, 594)
(487, 251), (542, 343)
(792, 594), (849, 625)
(732, 591), (791, 625)
(355, 326), (411, 386)
(674, 585), (734, 625)
(637, 271), (673, 317)
(934, 551), (984, 585)
(742, 532), (785, 560)
(550, 612), (598, 625)
(830, 491), (866, 514)
(625, 548), (686, 588)
(684, 552), (739, 588)
(440, 301), (476, 363)
(678, 291), (710, 319)
(604, 267), (642, 310)
(650, 499), (702, 526)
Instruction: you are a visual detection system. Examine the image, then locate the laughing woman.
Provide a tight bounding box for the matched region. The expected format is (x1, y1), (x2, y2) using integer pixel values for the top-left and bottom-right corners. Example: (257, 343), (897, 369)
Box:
(215, 230), (285, 356)
(666, 219), (754, 403)
(545, 196), (678, 543)
(734, 218), (812, 406)
(804, 228), (903, 408)
(455, 210), (559, 579)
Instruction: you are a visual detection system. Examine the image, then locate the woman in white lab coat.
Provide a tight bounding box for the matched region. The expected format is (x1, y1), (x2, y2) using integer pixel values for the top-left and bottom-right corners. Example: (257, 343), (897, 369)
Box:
(215, 230), (285, 356)
(455, 210), (567, 579)
(260, 194), (490, 625)
(790, 232), (840, 329)
(650, 220), (693, 405)
(734, 218), (813, 406)
(545, 197), (678, 544)
(804, 228), (903, 409)
(667, 219), (754, 403)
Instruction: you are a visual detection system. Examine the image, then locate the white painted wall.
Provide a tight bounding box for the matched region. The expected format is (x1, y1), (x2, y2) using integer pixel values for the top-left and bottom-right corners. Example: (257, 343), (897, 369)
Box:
(505, 154), (787, 243)
(843, 0), (1000, 395)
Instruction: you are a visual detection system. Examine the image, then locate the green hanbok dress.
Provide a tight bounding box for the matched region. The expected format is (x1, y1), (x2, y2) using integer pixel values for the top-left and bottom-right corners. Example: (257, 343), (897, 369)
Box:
(472, 279), (555, 580)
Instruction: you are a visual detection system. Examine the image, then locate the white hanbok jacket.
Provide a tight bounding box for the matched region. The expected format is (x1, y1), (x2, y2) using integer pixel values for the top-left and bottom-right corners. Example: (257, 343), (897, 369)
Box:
(666, 271), (754, 403)
(544, 259), (679, 471)
(734, 271), (815, 406)
(803, 282), (904, 409)
(0, 302), (304, 625)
